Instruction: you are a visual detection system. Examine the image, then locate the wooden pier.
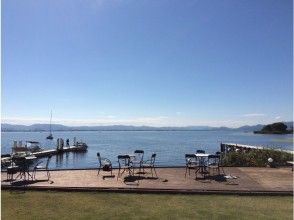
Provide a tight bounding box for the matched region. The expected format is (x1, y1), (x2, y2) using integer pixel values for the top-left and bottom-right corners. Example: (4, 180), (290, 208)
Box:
(31, 145), (87, 158)
(1, 142), (88, 165)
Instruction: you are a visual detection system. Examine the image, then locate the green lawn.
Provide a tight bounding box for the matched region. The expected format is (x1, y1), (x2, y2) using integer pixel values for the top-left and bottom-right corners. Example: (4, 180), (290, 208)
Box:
(2, 190), (293, 220)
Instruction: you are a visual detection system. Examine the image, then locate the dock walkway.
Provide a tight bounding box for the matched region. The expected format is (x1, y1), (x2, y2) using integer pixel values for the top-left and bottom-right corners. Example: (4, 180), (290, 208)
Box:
(1, 145), (87, 164)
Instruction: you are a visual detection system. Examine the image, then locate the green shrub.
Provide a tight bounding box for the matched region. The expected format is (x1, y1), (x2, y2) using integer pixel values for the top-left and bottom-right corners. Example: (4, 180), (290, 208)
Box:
(221, 149), (293, 167)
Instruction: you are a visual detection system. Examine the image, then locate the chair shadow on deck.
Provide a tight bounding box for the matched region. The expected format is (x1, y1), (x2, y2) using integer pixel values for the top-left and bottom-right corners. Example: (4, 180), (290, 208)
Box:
(207, 174), (227, 182)
(10, 179), (53, 187)
(123, 175), (159, 186)
(196, 174), (239, 185)
(102, 175), (115, 180)
(123, 175), (144, 186)
(194, 174), (228, 183)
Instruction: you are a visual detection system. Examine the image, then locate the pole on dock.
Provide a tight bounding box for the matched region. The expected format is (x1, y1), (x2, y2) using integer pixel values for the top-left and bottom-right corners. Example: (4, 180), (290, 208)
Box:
(56, 138), (64, 152)
(73, 137), (77, 147)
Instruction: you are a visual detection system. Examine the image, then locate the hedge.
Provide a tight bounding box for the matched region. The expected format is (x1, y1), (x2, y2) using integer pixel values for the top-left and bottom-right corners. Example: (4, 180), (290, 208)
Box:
(221, 149), (293, 167)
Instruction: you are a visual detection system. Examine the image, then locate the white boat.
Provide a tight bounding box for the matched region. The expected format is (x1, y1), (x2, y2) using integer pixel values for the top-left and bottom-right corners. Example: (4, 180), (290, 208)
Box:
(75, 142), (88, 151)
(12, 140), (43, 154)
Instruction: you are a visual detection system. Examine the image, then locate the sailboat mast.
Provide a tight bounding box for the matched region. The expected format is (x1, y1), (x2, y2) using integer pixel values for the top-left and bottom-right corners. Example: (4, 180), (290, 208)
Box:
(50, 110), (52, 134)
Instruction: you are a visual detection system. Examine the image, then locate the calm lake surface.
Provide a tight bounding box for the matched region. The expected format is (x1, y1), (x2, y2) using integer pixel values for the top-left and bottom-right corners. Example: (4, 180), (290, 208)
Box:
(1, 131), (293, 169)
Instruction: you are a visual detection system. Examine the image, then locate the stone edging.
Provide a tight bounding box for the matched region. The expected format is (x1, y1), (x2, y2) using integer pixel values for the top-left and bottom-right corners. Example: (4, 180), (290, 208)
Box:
(1, 185), (293, 196)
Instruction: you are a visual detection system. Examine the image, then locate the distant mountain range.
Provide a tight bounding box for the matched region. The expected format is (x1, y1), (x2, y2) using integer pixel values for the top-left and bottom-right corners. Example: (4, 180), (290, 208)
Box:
(1, 122), (293, 132)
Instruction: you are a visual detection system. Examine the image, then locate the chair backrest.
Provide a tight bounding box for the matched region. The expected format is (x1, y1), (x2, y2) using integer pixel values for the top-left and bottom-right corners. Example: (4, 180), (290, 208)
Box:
(196, 150), (205, 154)
(97, 152), (102, 166)
(215, 152), (222, 164)
(118, 155), (131, 167)
(134, 150), (144, 162)
(13, 157), (27, 170)
(150, 153), (156, 165)
(45, 155), (52, 169)
(208, 154), (220, 165)
(185, 154), (197, 165)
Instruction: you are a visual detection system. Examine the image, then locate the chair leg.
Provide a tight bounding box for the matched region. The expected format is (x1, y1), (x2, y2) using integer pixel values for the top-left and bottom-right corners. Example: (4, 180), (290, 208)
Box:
(220, 166), (225, 175)
(195, 167), (200, 180)
(153, 167), (158, 177)
(47, 170), (50, 180)
(7, 172), (13, 181)
(117, 168), (120, 180)
(30, 171), (34, 181)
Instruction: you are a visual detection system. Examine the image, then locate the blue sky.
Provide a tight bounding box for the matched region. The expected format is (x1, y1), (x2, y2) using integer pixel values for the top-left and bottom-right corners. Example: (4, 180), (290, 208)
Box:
(2, 0), (293, 127)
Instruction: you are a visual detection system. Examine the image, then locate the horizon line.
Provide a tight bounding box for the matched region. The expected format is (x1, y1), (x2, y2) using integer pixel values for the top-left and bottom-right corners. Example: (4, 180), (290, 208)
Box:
(2, 121), (293, 129)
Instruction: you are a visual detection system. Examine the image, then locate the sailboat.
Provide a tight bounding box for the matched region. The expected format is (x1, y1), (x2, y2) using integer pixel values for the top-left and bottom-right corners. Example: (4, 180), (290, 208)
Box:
(46, 111), (53, 140)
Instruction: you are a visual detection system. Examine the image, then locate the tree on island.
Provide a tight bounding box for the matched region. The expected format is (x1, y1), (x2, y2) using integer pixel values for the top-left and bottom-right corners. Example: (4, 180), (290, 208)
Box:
(254, 122), (293, 134)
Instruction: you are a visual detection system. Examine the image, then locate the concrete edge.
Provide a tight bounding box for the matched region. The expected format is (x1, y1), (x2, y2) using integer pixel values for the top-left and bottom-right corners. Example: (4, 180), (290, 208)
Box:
(1, 185), (293, 196)
(1, 166), (186, 172)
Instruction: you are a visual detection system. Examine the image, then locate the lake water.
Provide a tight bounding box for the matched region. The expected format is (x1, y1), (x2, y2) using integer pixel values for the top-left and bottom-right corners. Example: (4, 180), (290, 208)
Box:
(1, 131), (293, 169)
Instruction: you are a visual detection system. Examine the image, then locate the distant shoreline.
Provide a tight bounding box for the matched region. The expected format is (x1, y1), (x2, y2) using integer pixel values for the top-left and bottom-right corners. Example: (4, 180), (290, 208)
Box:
(2, 121), (293, 133)
(1, 129), (229, 132)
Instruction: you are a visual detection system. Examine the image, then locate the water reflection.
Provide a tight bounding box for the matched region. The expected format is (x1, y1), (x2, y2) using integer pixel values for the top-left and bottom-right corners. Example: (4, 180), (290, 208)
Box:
(55, 154), (64, 168)
(72, 152), (87, 167)
(52, 151), (88, 169)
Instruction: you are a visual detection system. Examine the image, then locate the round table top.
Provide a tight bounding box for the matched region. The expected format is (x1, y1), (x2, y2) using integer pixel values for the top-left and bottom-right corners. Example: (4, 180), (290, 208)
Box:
(195, 153), (210, 157)
(25, 156), (37, 160)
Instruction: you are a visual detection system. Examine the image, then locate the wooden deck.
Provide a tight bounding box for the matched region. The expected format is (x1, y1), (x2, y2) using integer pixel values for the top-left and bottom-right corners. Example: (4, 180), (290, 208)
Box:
(1, 167), (293, 194)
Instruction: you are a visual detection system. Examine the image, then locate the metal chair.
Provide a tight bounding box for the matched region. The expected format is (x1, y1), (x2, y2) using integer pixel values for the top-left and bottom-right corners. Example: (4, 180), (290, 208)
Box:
(97, 152), (113, 176)
(33, 155), (52, 180)
(13, 157), (29, 180)
(208, 154), (222, 175)
(131, 150), (144, 173)
(185, 154), (198, 177)
(215, 151), (225, 174)
(141, 153), (157, 177)
(117, 155), (133, 180)
(6, 158), (19, 181)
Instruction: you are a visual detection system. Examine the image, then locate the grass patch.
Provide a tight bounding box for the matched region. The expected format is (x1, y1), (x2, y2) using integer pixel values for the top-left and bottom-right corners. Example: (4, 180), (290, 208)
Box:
(2, 190), (293, 220)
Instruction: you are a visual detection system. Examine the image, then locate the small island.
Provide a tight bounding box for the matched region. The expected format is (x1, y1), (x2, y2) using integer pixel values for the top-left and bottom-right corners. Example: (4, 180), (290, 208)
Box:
(254, 122), (293, 134)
